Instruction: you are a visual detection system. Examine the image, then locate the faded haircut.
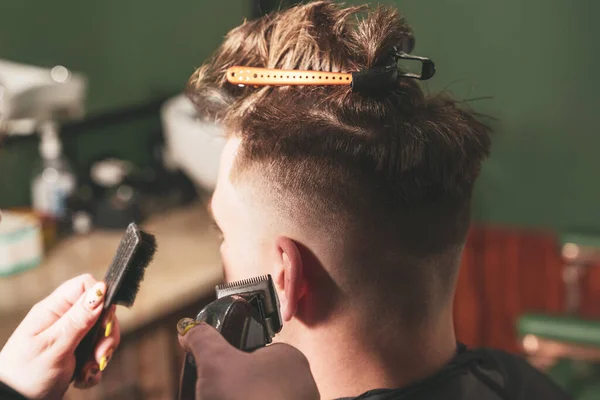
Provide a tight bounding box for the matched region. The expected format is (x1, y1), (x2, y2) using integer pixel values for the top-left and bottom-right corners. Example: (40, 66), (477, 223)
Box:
(187, 1), (491, 319)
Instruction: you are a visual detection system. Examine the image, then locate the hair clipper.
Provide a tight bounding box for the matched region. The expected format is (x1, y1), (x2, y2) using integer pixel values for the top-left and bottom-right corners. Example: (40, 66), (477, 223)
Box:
(177, 275), (282, 400)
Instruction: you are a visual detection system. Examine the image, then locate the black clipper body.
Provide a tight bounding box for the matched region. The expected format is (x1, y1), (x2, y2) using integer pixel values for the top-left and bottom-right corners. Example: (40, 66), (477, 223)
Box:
(196, 275), (282, 350)
(178, 275), (282, 400)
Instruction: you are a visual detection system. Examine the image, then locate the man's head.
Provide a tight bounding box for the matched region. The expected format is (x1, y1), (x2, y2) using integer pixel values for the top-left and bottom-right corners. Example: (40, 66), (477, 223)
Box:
(189, 1), (490, 340)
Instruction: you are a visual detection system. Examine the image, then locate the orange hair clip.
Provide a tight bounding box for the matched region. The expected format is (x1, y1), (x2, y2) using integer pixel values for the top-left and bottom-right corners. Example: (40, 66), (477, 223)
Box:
(226, 67), (352, 86)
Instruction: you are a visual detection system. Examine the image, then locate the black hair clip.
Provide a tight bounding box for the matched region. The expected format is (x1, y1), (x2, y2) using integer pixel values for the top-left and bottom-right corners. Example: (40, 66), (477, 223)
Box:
(351, 47), (435, 93)
(395, 51), (436, 81)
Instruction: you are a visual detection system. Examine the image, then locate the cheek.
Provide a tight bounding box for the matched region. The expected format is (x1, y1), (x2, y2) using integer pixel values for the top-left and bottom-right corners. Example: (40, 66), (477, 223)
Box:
(219, 236), (271, 283)
(220, 240), (252, 283)
(219, 243), (234, 283)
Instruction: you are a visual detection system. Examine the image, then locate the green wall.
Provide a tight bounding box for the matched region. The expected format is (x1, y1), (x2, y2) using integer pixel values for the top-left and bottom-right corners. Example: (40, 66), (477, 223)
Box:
(346, 0), (600, 234)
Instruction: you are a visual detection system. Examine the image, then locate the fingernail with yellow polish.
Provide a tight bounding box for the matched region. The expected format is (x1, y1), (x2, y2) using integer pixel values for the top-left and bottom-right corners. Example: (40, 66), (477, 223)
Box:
(105, 318), (113, 337)
(99, 348), (113, 372)
(86, 283), (104, 310)
(177, 318), (197, 336)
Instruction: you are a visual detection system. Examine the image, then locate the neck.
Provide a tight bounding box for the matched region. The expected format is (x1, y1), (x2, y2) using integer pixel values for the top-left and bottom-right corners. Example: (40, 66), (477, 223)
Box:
(287, 307), (457, 399)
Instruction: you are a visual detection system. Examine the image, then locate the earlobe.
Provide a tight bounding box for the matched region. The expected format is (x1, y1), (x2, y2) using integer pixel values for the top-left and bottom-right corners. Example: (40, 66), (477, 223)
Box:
(274, 237), (306, 322)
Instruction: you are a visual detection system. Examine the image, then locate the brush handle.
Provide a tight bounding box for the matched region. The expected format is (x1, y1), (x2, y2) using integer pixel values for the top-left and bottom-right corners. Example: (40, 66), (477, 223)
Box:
(72, 307), (108, 381)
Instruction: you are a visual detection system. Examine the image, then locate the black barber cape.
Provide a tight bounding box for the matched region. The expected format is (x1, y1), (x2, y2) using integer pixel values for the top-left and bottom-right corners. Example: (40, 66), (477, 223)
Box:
(339, 344), (572, 400)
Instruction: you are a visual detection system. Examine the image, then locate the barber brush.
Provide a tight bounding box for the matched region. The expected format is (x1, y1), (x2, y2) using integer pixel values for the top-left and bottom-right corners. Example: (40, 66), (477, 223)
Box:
(73, 222), (157, 381)
(177, 275), (282, 400)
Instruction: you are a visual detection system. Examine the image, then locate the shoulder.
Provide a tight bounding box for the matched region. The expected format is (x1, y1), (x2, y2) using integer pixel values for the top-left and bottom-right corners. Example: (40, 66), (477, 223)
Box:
(472, 348), (573, 400)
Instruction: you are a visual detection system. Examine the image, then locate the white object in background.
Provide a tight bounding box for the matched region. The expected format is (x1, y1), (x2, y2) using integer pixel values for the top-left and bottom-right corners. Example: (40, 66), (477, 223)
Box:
(72, 211), (92, 235)
(161, 94), (226, 192)
(31, 123), (76, 218)
(0, 59), (87, 135)
(91, 159), (130, 188)
(0, 212), (43, 276)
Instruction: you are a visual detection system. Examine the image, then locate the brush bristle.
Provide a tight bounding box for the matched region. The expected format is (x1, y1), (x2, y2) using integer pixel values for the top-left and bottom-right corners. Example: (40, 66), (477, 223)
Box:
(114, 230), (157, 307)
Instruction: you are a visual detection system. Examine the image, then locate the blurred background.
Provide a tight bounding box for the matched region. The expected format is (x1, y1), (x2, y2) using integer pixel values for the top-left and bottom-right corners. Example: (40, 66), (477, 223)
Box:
(1, 0), (599, 399)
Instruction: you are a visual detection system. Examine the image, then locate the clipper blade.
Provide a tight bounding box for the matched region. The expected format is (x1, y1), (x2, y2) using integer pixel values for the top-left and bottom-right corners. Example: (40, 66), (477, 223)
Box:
(215, 274), (282, 338)
(216, 275), (270, 296)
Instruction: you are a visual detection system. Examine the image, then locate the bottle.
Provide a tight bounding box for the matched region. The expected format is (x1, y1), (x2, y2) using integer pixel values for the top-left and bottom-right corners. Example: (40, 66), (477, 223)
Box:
(31, 122), (76, 221)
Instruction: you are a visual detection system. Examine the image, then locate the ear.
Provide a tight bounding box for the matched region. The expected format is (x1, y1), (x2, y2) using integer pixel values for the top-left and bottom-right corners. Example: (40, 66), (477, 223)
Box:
(273, 236), (307, 322)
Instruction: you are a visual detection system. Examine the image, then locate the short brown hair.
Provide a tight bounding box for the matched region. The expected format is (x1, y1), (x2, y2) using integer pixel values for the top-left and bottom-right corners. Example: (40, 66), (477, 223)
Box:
(188, 1), (491, 319)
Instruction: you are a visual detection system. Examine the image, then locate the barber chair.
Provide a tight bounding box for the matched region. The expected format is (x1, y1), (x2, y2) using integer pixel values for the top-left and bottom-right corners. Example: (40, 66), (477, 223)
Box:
(518, 234), (600, 400)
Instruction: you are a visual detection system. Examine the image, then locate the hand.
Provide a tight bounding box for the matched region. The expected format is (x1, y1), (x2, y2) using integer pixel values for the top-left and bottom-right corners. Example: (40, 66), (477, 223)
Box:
(0, 274), (121, 400)
(177, 320), (320, 400)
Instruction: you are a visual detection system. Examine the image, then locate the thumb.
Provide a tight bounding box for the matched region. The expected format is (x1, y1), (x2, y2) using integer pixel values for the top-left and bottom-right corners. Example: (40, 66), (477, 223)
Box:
(177, 320), (237, 362)
(45, 282), (106, 354)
